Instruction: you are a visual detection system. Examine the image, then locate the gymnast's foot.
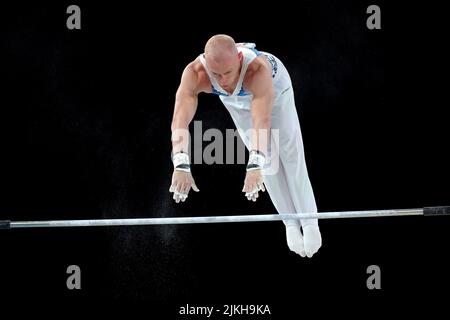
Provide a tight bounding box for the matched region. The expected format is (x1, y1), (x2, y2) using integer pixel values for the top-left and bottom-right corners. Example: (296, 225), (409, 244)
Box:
(302, 224), (322, 258)
(285, 224), (306, 257)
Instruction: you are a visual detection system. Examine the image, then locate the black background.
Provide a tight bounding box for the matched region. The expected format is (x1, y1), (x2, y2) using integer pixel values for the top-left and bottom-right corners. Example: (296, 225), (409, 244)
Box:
(1, 0), (448, 317)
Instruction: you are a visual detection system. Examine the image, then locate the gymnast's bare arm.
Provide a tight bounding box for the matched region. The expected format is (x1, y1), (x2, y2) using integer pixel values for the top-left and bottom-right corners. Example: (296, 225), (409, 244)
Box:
(169, 59), (210, 203)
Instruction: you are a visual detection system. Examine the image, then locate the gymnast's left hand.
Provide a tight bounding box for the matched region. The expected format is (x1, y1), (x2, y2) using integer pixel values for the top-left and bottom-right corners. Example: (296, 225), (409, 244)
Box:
(242, 169), (265, 202)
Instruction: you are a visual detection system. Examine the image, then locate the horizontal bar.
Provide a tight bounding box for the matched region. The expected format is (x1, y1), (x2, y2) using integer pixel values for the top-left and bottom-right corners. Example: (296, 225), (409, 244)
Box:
(1, 206), (448, 229)
(0, 208), (427, 229)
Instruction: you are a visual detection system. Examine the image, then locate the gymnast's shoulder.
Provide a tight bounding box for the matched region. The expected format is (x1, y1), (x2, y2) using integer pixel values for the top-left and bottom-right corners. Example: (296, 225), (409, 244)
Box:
(180, 58), (212, 94)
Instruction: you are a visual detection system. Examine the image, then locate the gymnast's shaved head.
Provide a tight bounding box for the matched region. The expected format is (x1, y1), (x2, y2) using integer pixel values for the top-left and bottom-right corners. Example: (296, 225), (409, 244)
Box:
(204, 34), (239, 63)
(203, 34), (243, 91)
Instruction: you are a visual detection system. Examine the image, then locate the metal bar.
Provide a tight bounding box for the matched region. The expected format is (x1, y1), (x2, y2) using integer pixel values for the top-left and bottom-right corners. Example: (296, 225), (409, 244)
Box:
(3, 208), (427, 229)
(1, 206), (448, 230)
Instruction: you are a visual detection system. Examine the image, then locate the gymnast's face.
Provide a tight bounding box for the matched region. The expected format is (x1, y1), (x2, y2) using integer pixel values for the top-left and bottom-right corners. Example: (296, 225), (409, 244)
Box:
(206, 51), (243, 91)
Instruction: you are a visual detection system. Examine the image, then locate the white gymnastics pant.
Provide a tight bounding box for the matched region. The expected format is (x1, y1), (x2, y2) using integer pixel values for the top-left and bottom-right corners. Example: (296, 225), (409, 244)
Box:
(220, 84), (318, 229)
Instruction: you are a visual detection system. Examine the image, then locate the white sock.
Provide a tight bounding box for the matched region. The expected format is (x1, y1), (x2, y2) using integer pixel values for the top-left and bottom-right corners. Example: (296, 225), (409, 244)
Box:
(285, 224), (306, 257)
(302, 224), (322, 257)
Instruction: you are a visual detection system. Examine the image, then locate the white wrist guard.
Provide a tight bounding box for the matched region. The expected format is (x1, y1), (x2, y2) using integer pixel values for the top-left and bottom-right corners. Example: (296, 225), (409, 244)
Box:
(172, 151), (191, 172)
(246, 150), (266, 171)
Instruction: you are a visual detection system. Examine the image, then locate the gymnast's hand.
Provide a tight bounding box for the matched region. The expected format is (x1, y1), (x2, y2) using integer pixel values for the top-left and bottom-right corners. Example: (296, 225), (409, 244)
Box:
(242, 150), (266, 201)
(169, 151), (199, 203)
(242, 168), (265, 202)
(169, 170), (199, 203)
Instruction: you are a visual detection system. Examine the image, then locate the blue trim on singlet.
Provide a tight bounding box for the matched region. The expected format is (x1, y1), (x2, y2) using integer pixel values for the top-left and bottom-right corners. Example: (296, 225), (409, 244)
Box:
(212, 85), (250, 97)
(211, 86), (227, 96)
(237, 87), (250, 96)
(249, 47), (262, 56)
(265, 54), (278, 78)
(247, 45), (278, 78)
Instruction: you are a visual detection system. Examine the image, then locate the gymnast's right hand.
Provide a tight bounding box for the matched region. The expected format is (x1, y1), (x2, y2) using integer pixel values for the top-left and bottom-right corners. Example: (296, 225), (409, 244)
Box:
(169, 152), (199, 203)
